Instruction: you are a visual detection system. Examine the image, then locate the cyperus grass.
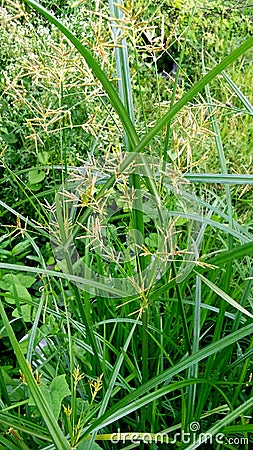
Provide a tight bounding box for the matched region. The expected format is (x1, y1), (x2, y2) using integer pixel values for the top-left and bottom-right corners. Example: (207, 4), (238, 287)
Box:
(0, 1), (253, 449)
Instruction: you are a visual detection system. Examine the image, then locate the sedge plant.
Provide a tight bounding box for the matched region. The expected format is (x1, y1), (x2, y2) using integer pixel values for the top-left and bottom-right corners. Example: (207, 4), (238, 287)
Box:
(0, 1), (253, 449)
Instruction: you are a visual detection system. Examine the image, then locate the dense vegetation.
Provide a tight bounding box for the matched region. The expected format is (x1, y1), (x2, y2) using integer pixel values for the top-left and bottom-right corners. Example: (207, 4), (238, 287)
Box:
(0, 0), (253, 449)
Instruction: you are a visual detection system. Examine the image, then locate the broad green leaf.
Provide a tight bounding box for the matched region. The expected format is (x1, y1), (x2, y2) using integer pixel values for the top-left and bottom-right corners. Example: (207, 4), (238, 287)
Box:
(2, 132), (18, 144)
(8, 285), (32, 304)
(0, 274), (34, 290)
(15, 274), (35, 288)
(50, 374), (71, 420)
(28, 169), (45, 185)
(109, 0), (134, 124)
(37, 151), (49, 164)
(12, 304), (32, 322)
(29, 375), (71, 420)
(1, 274), (34, 307)
(0, 263), (128, 297)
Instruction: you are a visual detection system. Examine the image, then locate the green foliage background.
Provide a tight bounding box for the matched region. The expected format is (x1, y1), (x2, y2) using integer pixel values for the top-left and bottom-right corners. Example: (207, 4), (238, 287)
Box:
(0, 0), (253, 449)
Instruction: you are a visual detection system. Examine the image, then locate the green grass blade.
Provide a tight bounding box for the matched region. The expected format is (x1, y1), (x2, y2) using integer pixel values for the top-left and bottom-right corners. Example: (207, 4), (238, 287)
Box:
(87, 317), (141, 448)
(223, 424), (253, 433)
(222, 70), (253, 115)
(203, 51), (234, 254)
(109, 0), (134, 125)
(0, 263), (127, 297)
(0, 199), (49, 240)
(186, 275), (201, 428)
(108, 0), (145, 317)
(184, 173), (253, 184)
(134, 36), (253, 153)
(196, 273), (253, 319)
(0, 410), (50, 441)
(24, 0), (139, 149)
(169, 211), (250, 243)
(207, 241), (253, 266)
(0, 300), (70, 449)
(207, 52), (253, 115)
(202, 62), (235, 415)
(0, 436), (29, 450)
(185, 395), (253, 450)
(0, 367), (11, 406)
(80, 379), (207, 442)
(82, 323), (253, 434)
(27, 293), (45, 363)
(24, 2), (253, 167)
(232, 335), (253, 407)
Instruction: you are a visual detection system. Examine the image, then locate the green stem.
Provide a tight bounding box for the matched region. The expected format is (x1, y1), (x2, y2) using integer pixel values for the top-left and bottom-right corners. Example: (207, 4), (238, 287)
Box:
(173, 267), (191, 355)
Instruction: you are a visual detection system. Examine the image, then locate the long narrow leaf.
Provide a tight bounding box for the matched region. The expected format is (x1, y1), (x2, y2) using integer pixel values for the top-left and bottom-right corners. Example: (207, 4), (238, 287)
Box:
(24, 0), (139, 149)
(24, 0), (253, 164)
(0, 411), (50, 441)
(0, 300), (70, 449)
(0, 263), (127, 297)
(134, 37), (253, 153)
(185, 395), (253, 450)
(197, 273), (253, 319)
(82, 323), (253, 434)
(184, 173), (253, 184)
(207, 241), (253, 266)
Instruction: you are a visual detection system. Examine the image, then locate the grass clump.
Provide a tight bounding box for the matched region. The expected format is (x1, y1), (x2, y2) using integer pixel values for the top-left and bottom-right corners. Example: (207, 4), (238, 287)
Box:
(0, 1), (253, 449)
